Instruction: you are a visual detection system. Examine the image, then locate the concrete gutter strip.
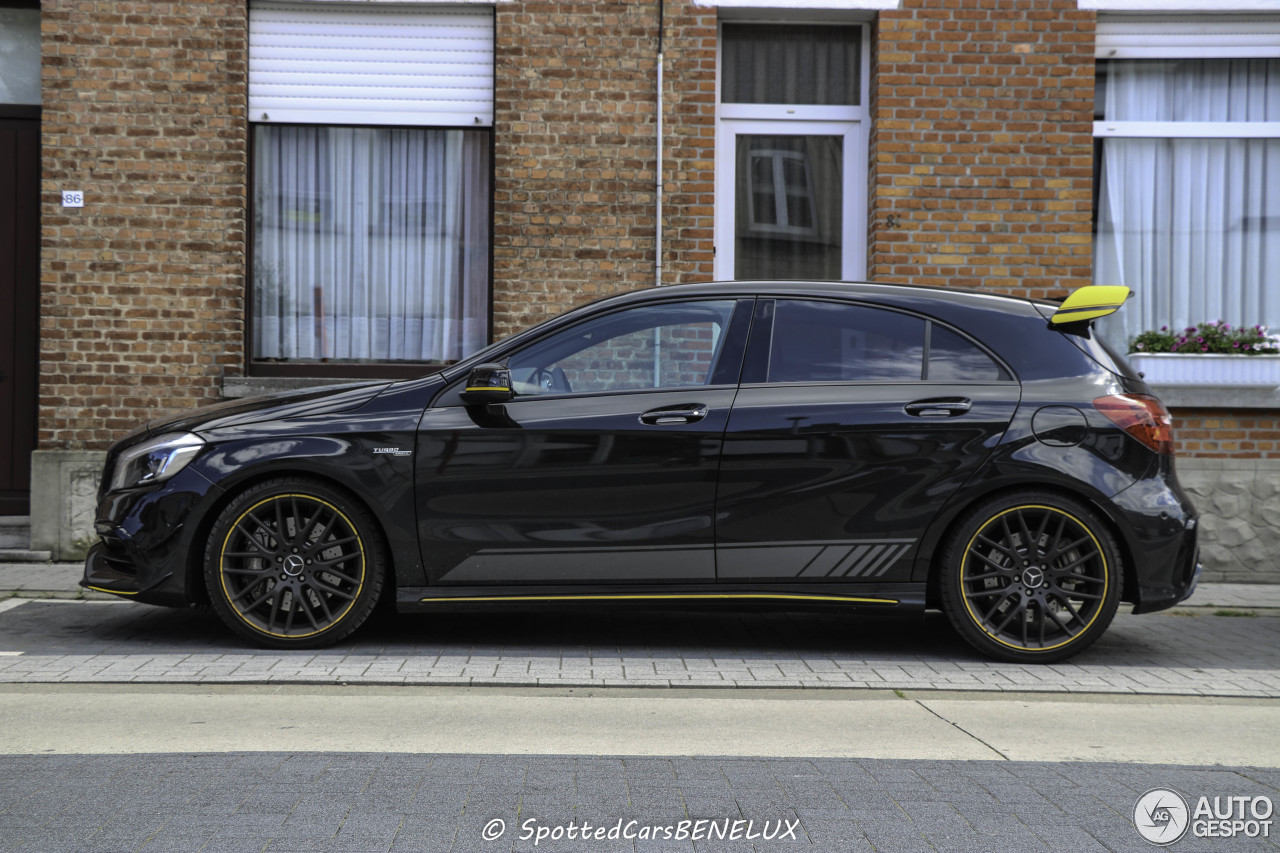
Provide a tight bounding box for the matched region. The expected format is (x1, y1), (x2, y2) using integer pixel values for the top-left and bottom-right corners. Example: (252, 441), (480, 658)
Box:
(1, 684), (1277, 767)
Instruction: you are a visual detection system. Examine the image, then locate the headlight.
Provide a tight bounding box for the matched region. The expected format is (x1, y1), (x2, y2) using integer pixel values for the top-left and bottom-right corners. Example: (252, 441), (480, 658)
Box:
(109, 432), (205, 491)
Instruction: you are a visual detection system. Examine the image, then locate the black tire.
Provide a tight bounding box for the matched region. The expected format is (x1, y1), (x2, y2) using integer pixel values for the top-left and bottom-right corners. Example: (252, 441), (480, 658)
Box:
(203, 478), (386, 649)
(938, 491), (1122, 663)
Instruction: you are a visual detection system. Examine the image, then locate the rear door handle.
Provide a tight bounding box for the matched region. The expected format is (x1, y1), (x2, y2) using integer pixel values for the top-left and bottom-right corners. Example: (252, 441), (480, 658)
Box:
(640, 405), (709, 425)
(905, 397), (972, 418)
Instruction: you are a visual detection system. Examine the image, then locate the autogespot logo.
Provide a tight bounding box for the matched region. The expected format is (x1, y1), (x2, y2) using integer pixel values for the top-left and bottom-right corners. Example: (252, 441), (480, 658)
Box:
(1135, 789), (1191, 846)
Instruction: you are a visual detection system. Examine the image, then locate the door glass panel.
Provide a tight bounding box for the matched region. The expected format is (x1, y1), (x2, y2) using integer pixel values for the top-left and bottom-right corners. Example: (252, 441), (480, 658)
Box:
(735, 135), (842, 280)
(508, 301), (737, 396)
(768, 300), (924, 383)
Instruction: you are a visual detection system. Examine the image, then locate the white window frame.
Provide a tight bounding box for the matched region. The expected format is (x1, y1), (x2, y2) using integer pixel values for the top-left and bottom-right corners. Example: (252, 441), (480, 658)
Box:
(714, 19), (871, 281)
(1093, 17), (1280, 139)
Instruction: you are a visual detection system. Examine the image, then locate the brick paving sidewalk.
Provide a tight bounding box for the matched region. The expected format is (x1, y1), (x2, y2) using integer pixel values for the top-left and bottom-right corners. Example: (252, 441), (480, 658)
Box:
(0, 599), (1277, 697)
(1, 751), (1277, 852)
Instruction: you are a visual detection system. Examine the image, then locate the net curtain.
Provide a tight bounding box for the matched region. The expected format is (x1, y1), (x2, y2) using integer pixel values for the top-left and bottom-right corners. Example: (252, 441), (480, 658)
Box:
(1094, 58), (1280, 341)
(253, 125), (489, 362)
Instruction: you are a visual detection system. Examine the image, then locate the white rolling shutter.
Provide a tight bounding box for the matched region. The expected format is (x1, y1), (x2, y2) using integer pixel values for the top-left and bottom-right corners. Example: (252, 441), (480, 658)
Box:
(249, 2), (494, 127)
(1096, 15), (1280, 58)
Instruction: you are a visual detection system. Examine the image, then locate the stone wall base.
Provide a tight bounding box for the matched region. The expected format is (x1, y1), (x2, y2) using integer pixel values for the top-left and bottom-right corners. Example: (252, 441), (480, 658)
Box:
(30, 450), (107, 562)
(1177, 457), (1280, 584)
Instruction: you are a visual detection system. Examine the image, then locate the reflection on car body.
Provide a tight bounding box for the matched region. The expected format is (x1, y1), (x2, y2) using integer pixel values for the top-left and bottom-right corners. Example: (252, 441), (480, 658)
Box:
(83, 281), (1200, 662)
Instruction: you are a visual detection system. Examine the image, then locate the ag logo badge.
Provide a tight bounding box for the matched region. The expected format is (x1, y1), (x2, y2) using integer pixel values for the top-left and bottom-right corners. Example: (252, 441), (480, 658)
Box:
(1135, 788), (1190, 846)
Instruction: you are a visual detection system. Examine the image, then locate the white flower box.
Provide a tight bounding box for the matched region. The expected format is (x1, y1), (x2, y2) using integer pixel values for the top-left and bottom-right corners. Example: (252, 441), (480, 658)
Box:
(1127, 353), (1280, 389)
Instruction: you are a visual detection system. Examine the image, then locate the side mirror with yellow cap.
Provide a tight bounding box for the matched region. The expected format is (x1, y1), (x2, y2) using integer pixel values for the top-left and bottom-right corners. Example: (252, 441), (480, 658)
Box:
(1049, 285), (1131, 327)
(460, 363), (514, 404)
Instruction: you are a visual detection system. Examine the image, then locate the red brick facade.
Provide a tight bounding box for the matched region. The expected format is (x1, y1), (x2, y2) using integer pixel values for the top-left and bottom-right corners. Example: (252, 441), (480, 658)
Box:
(491, 0), (715, 341)
(868, 0), (1095, 301)
(1172, 410), (1280, 459)
(38, 0), (248, 448)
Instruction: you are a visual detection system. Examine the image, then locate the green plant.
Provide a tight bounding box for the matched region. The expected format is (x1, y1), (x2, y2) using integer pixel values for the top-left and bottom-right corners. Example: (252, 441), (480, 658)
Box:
(1129, 322), (1280, 355)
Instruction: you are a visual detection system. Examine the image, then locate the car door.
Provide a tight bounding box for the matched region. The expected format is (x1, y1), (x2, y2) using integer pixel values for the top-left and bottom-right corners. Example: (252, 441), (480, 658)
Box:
(716, 297), (1021, 583)
(416, 297), (752, 585)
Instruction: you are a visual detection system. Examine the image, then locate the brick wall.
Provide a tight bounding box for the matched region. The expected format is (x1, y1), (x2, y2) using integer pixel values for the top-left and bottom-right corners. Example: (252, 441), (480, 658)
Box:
(491, 0), (716, 342)
(1172, 410), (1280, 459)
(868, 0), (1096, 301)
(39, 0), (247, 450)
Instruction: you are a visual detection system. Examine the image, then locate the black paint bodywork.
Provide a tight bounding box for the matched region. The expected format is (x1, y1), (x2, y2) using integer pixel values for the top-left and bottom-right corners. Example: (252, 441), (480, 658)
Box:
(84, 281), (1199, 623)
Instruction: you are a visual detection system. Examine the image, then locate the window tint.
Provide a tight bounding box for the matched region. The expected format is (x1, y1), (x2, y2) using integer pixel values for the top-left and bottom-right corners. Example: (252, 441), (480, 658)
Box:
(927, 325), (1010, 382)
(768, 300), (925, 383)
(508, 301), (737, 396)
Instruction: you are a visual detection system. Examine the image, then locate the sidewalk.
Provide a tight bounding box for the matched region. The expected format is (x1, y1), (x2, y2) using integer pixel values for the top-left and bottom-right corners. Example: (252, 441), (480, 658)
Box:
(3, 561), (1278, 609)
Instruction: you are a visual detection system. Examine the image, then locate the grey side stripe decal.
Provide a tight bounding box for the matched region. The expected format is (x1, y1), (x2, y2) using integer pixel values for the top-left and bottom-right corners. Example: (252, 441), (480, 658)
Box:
(790, 540), (914, 579)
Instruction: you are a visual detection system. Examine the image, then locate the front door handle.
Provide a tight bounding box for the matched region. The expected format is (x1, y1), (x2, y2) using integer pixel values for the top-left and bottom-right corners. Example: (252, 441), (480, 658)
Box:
(640, 404), (709, 425)
(905, 397), (972, 418)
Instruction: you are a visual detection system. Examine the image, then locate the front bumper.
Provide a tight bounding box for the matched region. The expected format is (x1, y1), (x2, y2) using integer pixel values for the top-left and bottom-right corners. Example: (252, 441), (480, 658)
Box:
(81, 541), (180, 605)
(81, 467), (223, 608)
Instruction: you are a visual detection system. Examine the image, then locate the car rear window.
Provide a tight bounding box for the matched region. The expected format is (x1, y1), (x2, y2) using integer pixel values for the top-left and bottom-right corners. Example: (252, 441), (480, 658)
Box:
(927, 325), (1010, 382)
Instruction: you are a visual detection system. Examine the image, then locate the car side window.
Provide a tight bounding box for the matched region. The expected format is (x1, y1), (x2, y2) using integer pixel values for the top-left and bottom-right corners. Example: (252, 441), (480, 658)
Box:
(508, 300), (739, 396)
(768, 299), (925, 383)
(927, 324), (1011, 382)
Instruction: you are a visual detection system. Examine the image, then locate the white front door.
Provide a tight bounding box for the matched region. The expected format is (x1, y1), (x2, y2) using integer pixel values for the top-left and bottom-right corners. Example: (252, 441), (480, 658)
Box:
(716, 119), (864, 281)
(714, 21), (869, 282)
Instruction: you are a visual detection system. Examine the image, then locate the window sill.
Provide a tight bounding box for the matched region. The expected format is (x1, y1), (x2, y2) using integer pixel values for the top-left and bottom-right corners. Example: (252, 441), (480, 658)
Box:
(1152, 384), (1280, 410)
(222, 376), (394, 400)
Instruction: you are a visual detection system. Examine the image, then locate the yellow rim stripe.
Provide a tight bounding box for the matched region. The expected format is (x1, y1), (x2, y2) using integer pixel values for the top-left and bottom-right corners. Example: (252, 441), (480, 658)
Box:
(220, 494), (365, 640)
(960, 504), (1107, 653)
(420, 592), (898, 605)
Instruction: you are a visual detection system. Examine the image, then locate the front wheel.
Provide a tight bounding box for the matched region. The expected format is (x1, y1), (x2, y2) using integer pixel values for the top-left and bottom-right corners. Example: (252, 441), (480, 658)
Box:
(939, 492), (1122, 663)
(203, 479), (386, 648)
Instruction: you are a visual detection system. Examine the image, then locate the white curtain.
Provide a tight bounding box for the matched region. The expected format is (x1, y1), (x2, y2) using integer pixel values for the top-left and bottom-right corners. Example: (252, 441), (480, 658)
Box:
(253, 126), (489, 362)
(1094, 59), (1280, 343)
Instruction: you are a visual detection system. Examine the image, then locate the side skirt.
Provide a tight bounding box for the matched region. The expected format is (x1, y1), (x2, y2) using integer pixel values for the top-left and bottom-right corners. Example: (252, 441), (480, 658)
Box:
(396, 583), (927, 613)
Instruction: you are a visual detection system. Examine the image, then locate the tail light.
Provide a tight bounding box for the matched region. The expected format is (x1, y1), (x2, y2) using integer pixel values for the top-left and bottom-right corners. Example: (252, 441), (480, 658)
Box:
(1093, 394), (1175, 454)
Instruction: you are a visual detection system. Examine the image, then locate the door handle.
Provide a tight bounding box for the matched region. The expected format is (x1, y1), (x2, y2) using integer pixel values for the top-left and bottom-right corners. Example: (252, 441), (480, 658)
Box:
(640, 405), (709, 425)
(904, 397), (972, 418)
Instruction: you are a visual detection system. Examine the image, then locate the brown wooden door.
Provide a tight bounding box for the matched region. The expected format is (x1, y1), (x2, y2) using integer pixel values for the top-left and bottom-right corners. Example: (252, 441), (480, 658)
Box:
(0, 117), (39, 515)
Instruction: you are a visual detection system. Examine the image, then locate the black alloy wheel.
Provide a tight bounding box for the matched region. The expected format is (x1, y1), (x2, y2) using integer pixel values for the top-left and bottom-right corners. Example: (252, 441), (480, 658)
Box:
(204, 478), (386, 648)
(939, 491), (1122, 663)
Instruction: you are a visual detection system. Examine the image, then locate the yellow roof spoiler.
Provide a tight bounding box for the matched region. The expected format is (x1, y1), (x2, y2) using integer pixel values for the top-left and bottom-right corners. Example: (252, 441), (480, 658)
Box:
(1049, 285), (1130, 326)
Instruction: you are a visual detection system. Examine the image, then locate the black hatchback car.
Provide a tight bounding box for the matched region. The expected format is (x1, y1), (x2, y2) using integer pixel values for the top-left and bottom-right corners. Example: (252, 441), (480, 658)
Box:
(84, 281), (1200, 662)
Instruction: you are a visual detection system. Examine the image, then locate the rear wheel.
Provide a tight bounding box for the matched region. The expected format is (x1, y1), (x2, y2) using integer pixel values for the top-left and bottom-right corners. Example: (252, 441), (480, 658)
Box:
(203, 479), (386, 648)
(939, 491), (1122, 663)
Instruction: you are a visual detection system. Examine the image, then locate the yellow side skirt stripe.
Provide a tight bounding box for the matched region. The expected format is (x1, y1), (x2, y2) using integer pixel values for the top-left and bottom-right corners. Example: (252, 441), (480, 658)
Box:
(420, 592), (898, 605)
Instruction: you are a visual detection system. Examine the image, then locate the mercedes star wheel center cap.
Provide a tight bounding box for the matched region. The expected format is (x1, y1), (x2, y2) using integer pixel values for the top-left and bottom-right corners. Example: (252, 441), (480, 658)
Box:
(1022, 566), (1045, 589)
(283, 555), (306, 577)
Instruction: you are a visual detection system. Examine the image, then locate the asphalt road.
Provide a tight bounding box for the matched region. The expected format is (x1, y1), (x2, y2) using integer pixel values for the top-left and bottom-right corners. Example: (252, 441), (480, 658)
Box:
(0, 598), (1278, 852)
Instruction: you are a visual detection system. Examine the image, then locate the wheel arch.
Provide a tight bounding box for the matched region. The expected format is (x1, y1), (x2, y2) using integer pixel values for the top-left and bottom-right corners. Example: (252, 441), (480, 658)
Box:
(920, 481), (1138, 610)
(184, 468), (396, 609)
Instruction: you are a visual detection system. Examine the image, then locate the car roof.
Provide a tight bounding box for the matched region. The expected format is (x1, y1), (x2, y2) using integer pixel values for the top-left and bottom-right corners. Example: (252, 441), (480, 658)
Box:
(606, 280), (1052, 319)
